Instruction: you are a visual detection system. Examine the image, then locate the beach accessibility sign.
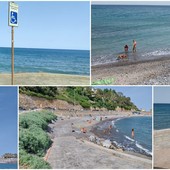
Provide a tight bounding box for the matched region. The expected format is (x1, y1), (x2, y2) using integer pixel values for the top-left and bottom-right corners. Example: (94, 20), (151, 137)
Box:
(8, 2), (18, 27)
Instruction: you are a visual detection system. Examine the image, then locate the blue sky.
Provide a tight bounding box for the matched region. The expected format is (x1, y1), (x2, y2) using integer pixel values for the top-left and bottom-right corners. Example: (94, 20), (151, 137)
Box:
(0, 1), (90, 50)
(154, 86), (170, 103)
(0, 87), (17, 156)
(94, 86), (152, 111)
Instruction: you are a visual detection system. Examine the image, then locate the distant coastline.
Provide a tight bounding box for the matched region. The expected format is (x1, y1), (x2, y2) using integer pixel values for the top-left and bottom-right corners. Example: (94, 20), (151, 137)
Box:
(0, 158), (17, 164)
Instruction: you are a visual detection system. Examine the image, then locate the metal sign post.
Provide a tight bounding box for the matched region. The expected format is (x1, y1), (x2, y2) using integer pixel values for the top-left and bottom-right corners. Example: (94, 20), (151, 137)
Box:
(8, 2), (18, 85)
(11, 26), (14, 85)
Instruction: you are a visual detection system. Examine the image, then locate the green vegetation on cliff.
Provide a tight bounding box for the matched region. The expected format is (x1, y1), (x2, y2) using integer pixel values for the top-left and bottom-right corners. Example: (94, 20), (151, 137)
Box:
(19, 87), (138, 111)
(19, 110), (57, 169)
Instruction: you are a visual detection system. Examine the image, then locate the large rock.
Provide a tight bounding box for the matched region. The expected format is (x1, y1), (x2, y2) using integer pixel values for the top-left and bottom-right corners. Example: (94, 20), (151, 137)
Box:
(89, 135), (96, 143)
(96, 138), (102, 145)
(102, 139), (112, 148)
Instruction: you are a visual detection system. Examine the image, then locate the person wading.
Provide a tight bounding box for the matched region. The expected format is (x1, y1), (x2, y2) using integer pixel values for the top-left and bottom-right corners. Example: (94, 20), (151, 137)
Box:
(132, 40), (137, 53)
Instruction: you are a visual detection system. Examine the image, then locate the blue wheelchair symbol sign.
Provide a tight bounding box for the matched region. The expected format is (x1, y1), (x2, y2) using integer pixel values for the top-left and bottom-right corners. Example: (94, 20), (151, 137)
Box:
(10, 11), (17, 24)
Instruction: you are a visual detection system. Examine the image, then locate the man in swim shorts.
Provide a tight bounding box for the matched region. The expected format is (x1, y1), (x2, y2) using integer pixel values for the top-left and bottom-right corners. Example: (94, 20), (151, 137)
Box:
(133, 40), (137, 53)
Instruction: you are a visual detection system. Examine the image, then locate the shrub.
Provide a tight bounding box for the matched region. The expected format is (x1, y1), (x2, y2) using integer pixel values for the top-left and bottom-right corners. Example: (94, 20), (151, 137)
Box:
(19, 110), (57, 169)
(79, 100), (91, 109)
(19, 149), (51, 169)
(19, 127), (52, 156)
(19, 110), (57, 130)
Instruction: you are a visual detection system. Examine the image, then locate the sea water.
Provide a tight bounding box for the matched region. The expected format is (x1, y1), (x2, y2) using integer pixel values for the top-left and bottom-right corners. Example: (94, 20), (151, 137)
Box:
(94, 116), (152, 156)
(0, 47), (90, 75)
(92, 5), (170, 65)
(154, 103), (170, 130)
(114, 117), (152, 156)
(0, 163), (17, 169)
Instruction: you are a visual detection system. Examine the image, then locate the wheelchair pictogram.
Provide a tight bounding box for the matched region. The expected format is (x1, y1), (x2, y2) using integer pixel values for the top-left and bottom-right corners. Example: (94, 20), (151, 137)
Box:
(10, 11), (17, 24)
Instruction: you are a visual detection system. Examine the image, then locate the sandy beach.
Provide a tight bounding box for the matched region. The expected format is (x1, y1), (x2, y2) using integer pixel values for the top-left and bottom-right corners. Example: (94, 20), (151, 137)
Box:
(0, 73), (90, 85)
(92, 57), (170, 85)
(154, 129), (170, 169)
(45, 111), (152, 169)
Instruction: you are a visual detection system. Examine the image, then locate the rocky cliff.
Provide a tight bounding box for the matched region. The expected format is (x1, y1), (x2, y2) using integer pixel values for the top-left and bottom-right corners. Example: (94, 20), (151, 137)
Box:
(19, 94), (83, 111)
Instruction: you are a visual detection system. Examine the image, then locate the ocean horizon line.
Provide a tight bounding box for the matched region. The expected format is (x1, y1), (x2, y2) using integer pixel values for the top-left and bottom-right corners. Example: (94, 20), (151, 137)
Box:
(0, 46), (90, 51)
(92, 4), (170, 7)
(154, 103), (170, 104)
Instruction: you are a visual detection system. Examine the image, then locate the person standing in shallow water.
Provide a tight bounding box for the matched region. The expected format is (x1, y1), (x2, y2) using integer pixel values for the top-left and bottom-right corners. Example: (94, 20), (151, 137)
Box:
(133, 40), (137, 53)
(124, 44), (129, 52)
(131, 128), (135, 138)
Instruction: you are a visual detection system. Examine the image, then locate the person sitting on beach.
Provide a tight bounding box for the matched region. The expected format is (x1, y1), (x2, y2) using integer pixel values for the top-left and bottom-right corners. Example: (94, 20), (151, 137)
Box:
(117, 54), (127, 60)
(124, 45), (128, 52)
(131, 128), (135, 138)
(133, 40), (137, 53)
(81, 127), (87, 133)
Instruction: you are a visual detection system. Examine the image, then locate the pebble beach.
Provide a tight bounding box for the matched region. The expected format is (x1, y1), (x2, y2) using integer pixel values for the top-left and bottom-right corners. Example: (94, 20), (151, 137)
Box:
(92, 57), (170, 85)
(45, 111), (152, 169)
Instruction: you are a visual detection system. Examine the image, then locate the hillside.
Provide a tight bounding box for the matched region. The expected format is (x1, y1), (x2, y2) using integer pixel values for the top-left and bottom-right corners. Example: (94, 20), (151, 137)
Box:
(19, 87), (138, 111)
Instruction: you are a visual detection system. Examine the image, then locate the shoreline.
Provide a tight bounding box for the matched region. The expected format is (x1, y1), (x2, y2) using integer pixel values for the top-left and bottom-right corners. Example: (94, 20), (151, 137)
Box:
(0, 72), (90, 85)
(154, 128), (170, 132)
(92, 56), (170, 85)
(92, 56), (170, 68)
(46, 111), (152, 168)
(90, 116), (152, 159)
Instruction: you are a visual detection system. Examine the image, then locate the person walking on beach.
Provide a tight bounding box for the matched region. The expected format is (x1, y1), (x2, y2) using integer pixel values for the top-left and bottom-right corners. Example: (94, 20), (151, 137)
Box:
(133, 40), (137, 53)
(131, 128), (135, 138)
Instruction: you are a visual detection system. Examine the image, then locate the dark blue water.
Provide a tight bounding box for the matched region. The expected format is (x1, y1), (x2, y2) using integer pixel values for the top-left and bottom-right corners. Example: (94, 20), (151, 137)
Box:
(94, 116), (152, 156)
(154, 103), (170, 130)
(92, 5), (170, 65)
(0, 47), (90, 75)
(114, 117), (152, 156)
(0, 163), (17, 169)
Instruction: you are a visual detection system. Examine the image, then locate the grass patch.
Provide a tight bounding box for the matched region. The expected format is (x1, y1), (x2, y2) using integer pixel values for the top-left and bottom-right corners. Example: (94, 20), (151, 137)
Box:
(92, 78), (115, 85)
(19, 110), (57, 169)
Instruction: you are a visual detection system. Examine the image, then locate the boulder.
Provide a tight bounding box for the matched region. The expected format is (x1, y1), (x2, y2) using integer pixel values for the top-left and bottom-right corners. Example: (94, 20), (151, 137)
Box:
(102, 139), (112, 148)
(96, 138), (102, 145)
(89, 135), (96, 143)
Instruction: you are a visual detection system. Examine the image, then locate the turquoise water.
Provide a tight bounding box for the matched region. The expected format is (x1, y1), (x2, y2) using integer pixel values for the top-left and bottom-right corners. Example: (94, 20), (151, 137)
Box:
(154, 103), (170, 130)
(0, 163), (17, 169)
(92, 5), (170, 65)
(0, 47), (90, 75)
